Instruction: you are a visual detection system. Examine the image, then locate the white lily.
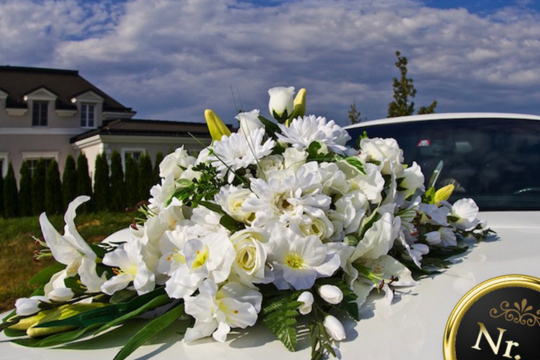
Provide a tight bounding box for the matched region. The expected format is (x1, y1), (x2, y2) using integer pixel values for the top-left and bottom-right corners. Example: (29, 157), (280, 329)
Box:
(39, 196), (105, 293)
(184, 280), (262, 343)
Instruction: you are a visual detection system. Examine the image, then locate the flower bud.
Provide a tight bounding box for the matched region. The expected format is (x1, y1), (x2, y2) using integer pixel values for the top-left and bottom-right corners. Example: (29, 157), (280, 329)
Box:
(297, 291), (314, 315)
(318, 285), (343, 305)
(323, 315), (346, 341)
(205, 109), (231, 141)
(268, 86), (294, 123)
(434, 184), (455, 204)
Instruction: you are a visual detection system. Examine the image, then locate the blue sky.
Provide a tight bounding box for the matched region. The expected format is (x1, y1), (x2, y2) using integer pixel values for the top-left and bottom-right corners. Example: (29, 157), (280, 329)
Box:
(1, 0), (540, 126)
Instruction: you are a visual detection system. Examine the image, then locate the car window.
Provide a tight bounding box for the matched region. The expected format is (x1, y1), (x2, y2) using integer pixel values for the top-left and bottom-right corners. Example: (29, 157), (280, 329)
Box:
(346, 118), (540, 211)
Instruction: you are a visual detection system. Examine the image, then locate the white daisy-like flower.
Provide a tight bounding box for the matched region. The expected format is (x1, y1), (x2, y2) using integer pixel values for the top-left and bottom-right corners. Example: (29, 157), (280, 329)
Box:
(211, 128), (276, 183)
(277, 115), (351, 155)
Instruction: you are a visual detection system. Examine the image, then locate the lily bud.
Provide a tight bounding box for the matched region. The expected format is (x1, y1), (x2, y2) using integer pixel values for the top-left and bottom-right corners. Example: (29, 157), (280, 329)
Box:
(297, 291), (314, 315)
(434, 184), (455, 204)
(318, 285), (343, 305)
(323, 315), (346, 341)
(268, 86), (294, 123)
(205, 109), (231, 141)
(287, 88), (306, 125)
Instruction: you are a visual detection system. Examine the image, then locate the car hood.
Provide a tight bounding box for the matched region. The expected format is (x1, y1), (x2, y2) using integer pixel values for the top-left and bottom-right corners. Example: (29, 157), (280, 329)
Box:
(1, 211), (539, 360)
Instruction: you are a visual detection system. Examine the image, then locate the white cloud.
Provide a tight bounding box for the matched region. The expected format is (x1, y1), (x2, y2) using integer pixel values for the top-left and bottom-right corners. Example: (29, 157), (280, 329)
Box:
(1, 0), (540, 123)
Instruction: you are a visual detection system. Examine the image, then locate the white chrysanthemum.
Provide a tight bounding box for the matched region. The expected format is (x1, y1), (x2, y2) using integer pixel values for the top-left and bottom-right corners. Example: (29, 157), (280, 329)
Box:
(184, 280), (262, 343)
(266, 228), (340, 290)
(277, 115), (351, 155)
(211, 128), (276, 183)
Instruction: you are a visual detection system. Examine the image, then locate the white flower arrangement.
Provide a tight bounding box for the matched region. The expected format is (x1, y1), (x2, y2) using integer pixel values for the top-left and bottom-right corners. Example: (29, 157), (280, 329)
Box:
(1, 87), (492, 360)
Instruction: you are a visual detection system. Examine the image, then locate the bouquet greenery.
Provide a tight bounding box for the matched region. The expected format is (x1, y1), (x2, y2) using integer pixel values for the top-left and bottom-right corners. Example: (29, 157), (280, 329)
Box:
(1, 87), (490, 360)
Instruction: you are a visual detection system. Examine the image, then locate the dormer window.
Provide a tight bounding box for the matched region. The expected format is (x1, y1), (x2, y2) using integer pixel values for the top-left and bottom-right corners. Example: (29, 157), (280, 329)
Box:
(32, 101), (48, 126)
(81, 103), (95, 128)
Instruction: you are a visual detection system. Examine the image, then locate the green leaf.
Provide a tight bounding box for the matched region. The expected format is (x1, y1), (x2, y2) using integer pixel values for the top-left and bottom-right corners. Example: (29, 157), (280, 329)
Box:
(262, 292), (302, 352)
(28, 262), (66, 285)
(95, 294), (172, 336)
(113, 301), (185, 360)
(344, 156), (366, 175)
(258, 115), (282, 139)
(3, 327), (26, 337)
(196, 200), (225, 215)
(110, 289), (138, 304)
(13, 324), (100, 348)
(219, 213), (243, 233)
(316, 278), (359, 321)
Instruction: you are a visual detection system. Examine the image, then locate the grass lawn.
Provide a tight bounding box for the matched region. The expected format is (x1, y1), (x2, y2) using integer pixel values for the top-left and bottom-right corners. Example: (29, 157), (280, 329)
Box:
(0, 211), (134, 313)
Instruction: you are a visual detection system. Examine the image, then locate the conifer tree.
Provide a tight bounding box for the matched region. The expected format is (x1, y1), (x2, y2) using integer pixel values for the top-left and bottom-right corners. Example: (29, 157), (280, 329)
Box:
(62, 155), (77, 211)
(32, 159), (46, 215)
(125, 155), (139, 209)
(3, 163), (18, 217)
(153, 151), (164, 184)
(110, 150), (125, 212)
(93, 153), (110, 212)
(0, 170), (4, 218)
(138, 153), (153, 202)
(18, 160), (33, 217)
(76, 153), (93, 212)
(45, 160), (63, 215)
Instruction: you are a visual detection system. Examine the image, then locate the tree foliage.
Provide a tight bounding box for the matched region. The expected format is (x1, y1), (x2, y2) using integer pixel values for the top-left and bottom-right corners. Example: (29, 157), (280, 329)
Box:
(110, 150), (126, 212)
(0, 169), (4, 218)
(153, 152), (164, 185)
(347, 100), (362, 125)
(32, 159), (46, 216)
(388, 50), (437, 118)
(45, 160), (63, 215)
(125, 155), (139, 209)
(138, 153), (153, 202)
(94, 153), (110, 212)
(18, 160), (32, 217)
(62, 155), (78, 212)
(76, 153), (93, 213)
(3, 162), (18, 217)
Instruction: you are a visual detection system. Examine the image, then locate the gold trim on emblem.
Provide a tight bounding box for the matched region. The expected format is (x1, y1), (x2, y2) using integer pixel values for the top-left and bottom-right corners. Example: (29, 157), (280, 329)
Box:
(443, 274), (540, 360)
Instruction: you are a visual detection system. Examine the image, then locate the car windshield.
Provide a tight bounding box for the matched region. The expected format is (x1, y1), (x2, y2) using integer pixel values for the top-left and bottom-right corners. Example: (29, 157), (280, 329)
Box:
(346, 118), (540, 211)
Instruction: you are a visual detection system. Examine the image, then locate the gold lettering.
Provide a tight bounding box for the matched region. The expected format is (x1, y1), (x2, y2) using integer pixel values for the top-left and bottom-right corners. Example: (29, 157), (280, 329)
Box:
(502, 340), (519, 359)
(471, 322), (507, 355)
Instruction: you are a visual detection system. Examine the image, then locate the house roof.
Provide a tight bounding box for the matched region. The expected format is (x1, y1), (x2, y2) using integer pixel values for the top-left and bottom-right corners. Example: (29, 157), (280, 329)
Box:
(0, 66), (133, 113)
(70, 118), (232, 143)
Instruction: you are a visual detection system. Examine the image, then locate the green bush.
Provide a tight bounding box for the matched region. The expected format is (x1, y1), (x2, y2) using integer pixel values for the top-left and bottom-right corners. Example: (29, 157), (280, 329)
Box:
(93, 153), (110, 212)
(124, 155), (139, 209)
(0, 170), (4, 218)
(153, 151), (164, 184)
(3, 163), (18, 217)
(18, 160), (32, 217)
(32, 159), (46, 215)
(138, 153), (153, 202)
(45, 160), (63, 215)
(76, 153), (93, 212)
(110, 150), (125, 212)
(62, 155), (77, 211)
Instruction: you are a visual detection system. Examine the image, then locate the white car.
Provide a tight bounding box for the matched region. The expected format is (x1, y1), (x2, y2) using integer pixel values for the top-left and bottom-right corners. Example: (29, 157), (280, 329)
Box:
(2, 113), (540, 360)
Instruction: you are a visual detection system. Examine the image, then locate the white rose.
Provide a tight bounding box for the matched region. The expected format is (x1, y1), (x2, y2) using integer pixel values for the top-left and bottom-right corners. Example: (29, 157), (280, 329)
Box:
(283, 147), (307, 171)
(236, 109), (264, 135)
(214, 185), (255, 224)
(297, 291), (314, 315)
(360, 138), (404, 175)
(323, 315), (346, 341)
(318, 285), (343, 305)
(230, 228), (272, 285)
(268, 86), (294, 122)
(257, 154), (284, 177)
(159, 146), (196, 179)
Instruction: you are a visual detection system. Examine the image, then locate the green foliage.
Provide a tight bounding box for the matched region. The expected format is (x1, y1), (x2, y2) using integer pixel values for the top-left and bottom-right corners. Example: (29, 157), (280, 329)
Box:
(153, 151), (164, 185)
(124, 155), (139, 209)
(138, 153), (153, 202)
(0, 171), (4, 217)
(18, 160), (32, 217)
(45, 160), (63, 215)
(3, 163), (18, 217)
(169, 162), (224, 207)
(62, 155), (77, 212)
(32, 159), (46, 216)
(261, 289), (302, 352)
(76, 153), (93, 213)
(110, 150), (125, 212)
(388, 50), (437, 118)
(348, 100), (362, 125)
(93, 153), (110, 212)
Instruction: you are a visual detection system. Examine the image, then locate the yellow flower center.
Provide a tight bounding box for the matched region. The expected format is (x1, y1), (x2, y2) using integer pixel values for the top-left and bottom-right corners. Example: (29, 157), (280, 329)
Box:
(192, 248), (209, 269)
(286, 253), (304, 269)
